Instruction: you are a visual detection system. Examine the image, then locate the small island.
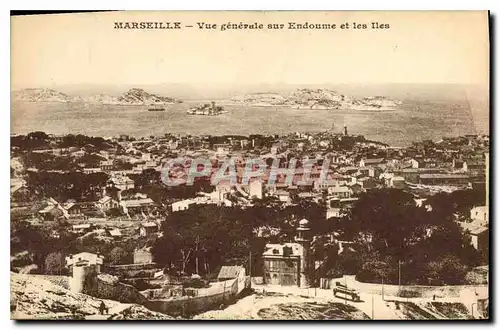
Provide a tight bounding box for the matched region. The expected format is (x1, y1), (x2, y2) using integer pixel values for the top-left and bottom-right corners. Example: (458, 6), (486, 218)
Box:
(187, 101), (228, 116)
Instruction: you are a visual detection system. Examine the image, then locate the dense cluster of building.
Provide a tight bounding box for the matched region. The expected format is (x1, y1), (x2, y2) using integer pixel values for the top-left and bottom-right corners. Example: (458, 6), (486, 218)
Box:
(10, 126), (489, 290)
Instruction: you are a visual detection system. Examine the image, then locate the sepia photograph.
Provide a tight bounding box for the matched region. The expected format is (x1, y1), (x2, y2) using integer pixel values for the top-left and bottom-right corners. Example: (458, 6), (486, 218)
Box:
(9, 10), (490, 320)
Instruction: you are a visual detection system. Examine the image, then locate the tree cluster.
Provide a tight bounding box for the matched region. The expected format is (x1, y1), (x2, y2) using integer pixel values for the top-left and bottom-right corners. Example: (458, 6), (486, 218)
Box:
(342, 189), (484, 285)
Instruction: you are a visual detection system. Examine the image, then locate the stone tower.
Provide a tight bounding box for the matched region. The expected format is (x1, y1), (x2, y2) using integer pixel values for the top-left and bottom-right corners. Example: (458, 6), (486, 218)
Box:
(70, 260), (99, 294)
(66, 252), (104, 294)
(296, 218), (312, 288)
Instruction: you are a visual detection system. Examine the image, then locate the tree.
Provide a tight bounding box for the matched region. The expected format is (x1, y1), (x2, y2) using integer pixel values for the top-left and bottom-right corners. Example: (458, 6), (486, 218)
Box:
(427, 255), (468, 285)
(108, 247), (130, 265)
(151, 234), (180, 271)
(355, 255), (399, 284)
(44, 252), (65, 275)
(349, 188), (427, 259)
(151, 204), (255, 276)
(106, 207), (123, 218)
(339, 188), (480, 285)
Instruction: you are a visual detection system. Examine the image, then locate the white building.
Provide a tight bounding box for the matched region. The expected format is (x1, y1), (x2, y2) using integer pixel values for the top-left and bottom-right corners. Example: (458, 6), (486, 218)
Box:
(66, 252), (104, 272)
(326, 208), (342, 219)
(327, 185), (351, 199)
(470, 206), (488, 225)
(359, 158), (384, 168)
(249, 179), (263, 199)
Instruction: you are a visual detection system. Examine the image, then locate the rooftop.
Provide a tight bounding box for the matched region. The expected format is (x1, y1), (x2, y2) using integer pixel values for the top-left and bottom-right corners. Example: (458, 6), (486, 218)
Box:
(419, 174), (470, 179)
(217, 265), (245, 279)
(362, 158), (384, 164)
(97, 196), (111, 204)
(108, 228), (122, 237)
(121, 198), (155, 208)
(469, 226), (489, 235)
(141, 221), (158, 228)
(471, 205), (488, 213)
(262, 243), (303, 258)
(66, 252), (104, 267)
(330, 186), (350, 193)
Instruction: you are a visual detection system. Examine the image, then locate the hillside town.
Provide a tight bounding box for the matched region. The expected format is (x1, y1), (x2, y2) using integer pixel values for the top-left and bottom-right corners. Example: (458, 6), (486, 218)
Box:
(10, 126), (489, 319)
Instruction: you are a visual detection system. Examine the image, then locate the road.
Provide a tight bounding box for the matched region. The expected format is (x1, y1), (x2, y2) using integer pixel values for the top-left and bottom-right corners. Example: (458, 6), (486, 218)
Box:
(252, 279), (481, 320)
(252, 284), (400, 319)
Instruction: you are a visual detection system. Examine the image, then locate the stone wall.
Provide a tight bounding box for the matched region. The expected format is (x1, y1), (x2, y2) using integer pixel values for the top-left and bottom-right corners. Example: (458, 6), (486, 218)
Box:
(148, 290), (236, 317)
(72, 268), (250, 318)
(142, 285), (184, 300)
(84, 273), (150, 306)
(147, 277), (250, 317)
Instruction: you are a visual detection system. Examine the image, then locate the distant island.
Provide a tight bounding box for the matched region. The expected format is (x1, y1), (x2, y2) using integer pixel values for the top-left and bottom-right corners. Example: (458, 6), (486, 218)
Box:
(11, 88), (183, 105)
(187, 101), (228, 116)
(227, 88), (402, 111)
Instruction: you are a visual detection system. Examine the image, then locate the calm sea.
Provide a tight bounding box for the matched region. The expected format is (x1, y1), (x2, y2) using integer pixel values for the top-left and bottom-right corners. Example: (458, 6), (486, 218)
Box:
(11, 100), (489, 147)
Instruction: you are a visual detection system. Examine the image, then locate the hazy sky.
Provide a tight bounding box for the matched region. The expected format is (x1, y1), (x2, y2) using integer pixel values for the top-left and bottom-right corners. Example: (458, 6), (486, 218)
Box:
(11, 11), (489, 89)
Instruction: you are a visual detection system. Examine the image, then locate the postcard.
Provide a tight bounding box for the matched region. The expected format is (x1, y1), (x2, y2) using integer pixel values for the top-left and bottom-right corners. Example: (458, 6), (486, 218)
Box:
(10, 10), (489, 320)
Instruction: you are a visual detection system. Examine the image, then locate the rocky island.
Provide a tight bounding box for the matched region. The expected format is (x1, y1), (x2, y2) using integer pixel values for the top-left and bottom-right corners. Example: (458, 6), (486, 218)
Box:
(187, 101), (228, 116)
(228, 88), (402, 111)
(104, 88), (182, 106)
(12, 88), (182, 105)
(12, 88), (76, 103)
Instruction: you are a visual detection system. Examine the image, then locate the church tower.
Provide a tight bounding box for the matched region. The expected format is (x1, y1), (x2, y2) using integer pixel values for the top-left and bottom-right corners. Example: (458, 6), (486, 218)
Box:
(296, 218), (312, 288)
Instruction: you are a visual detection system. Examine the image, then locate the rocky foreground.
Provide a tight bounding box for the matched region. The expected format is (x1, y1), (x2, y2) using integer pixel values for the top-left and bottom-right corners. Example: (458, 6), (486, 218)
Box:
(10, 272), (478, 320)
(194, 292), (370, 320)
(194, 290), (477, 320)
(10, 273), (174, 320)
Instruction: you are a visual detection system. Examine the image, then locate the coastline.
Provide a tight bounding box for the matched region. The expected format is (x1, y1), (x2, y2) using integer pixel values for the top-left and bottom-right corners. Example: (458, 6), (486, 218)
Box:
(218, 101), (399, 112)
(11, 99), (483, 148)
(12, 100), (397, 111)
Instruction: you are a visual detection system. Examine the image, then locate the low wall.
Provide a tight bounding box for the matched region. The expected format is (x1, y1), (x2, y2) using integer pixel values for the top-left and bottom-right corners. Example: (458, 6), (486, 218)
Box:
(106, 263), (159, 271)
(147, 276), (250, 317)
(148, 290), (237, 317)
(142, 285), (184, 299)
(236, 276), (249, 295)
(105, 264), (161, 279)
(326, 278), (488, 299)
(195, 278), (238, 297)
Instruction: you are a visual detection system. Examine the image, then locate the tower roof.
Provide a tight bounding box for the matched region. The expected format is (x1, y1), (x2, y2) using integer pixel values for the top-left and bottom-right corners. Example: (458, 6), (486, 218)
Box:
(299, 218), (310, 228)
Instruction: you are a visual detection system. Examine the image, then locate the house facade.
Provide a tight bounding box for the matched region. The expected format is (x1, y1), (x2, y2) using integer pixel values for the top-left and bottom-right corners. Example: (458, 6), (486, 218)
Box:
(133, 247), (154, 264)
(327, 185), (351, 199)
(262, 243), (302, 286)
